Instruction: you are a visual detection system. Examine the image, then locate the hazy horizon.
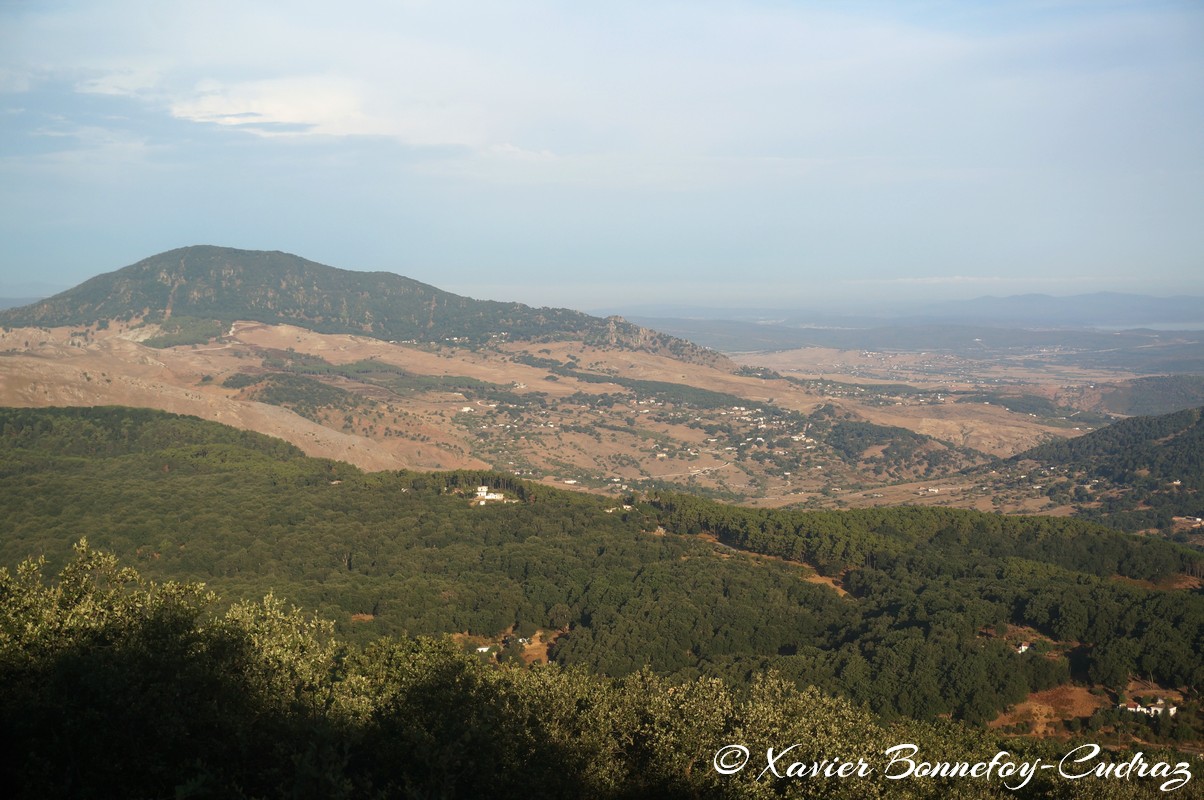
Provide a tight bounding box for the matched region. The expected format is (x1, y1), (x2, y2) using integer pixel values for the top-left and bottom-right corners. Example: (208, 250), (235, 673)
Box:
(4, 251), (1203, 329)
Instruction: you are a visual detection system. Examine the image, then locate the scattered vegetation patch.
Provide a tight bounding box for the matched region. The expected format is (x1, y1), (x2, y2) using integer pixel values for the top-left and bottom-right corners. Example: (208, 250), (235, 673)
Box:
(142, 316), (224, 348)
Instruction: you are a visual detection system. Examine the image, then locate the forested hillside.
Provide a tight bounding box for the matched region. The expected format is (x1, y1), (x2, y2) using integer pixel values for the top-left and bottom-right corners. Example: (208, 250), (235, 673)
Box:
(2, 407), (1202, 740)
(1099, 376), (1204, 417)
(0, 245), (725, 364)
(1010, 406), (1204, 531)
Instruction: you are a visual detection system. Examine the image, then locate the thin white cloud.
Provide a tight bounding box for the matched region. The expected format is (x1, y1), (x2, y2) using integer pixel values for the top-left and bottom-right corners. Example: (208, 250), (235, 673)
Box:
(170, 78), (373, 137)
(8, 2), (1202, 170)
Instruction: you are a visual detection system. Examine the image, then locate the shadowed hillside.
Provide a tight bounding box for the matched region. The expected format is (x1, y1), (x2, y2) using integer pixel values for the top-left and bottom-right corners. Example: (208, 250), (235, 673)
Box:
(7, 540), (1196, 798)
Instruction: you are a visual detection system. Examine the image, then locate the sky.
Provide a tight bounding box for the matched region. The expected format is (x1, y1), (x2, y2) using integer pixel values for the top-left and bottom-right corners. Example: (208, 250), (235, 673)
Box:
(1, 0), (1202, 312)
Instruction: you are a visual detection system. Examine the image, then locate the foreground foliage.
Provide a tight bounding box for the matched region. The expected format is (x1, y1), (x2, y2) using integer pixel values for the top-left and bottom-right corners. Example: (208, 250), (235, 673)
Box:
(2, 544), (1197, 799)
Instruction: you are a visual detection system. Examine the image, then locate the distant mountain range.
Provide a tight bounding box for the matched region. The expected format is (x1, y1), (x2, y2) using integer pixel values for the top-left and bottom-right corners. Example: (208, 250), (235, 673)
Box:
(627, 316), (1204, 373)
(608, 292), (1204, 330)
(0, 245), (724, 366)
(918, 292), (1204, 329)
(614, 293), (1204, 373)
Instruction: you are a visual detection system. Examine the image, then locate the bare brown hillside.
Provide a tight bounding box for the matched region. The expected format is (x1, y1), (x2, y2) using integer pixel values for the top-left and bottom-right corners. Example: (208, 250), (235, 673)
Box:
(0, 320), (1099, 505)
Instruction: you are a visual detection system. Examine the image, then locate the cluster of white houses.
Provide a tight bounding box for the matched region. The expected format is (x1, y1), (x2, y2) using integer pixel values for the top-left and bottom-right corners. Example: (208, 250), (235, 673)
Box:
(475, 486), (505, 504)
(1119, 699), (1178, 717)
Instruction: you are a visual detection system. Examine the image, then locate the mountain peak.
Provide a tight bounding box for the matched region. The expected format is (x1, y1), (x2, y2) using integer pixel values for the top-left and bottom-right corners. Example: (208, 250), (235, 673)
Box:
(0, 246), (727, 366)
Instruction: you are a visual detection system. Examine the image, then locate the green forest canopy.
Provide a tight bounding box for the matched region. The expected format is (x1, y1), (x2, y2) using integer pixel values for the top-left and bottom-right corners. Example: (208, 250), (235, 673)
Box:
(1, 407), (1202, 729)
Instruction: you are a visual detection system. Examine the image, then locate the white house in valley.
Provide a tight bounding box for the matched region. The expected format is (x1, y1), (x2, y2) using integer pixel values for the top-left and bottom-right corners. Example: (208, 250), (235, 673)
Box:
(475, 485), (505, 503)
(1119, 699), (1178, 717)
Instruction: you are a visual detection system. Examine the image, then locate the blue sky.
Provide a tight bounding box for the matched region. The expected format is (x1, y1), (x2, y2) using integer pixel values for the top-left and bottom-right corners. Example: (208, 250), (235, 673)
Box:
(1, 1), (1202, 311)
